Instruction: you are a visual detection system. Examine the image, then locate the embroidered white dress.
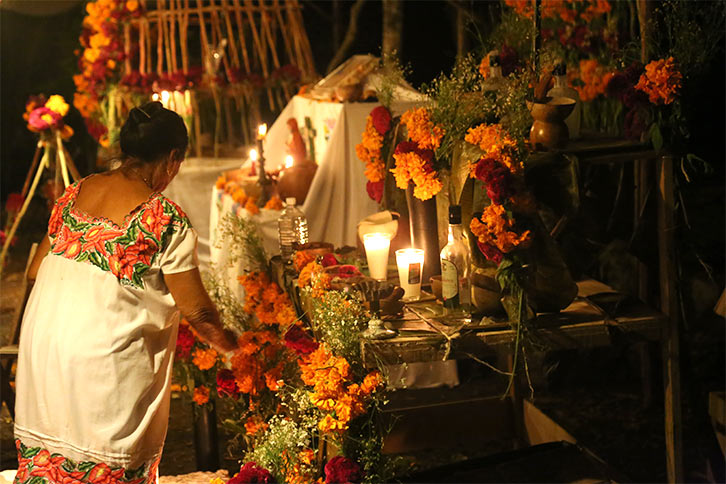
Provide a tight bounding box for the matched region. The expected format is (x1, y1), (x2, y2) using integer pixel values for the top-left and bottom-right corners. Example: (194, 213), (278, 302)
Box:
(14, 179), (198, 484)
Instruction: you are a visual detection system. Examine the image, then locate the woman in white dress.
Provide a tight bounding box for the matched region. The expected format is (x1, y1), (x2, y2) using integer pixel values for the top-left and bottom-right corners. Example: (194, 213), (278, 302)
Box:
(14, 101), (237, 484)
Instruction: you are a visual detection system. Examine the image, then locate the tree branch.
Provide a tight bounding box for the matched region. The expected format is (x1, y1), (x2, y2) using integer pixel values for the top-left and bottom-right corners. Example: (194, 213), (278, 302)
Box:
(326, 0), (367, 74)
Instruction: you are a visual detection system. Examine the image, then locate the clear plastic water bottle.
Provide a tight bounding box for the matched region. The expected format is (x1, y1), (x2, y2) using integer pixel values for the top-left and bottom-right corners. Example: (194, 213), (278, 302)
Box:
(278, 197), (309, 265)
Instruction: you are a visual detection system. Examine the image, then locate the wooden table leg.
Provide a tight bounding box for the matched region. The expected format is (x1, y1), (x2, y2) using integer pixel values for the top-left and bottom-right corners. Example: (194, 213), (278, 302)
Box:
(657, 154), (683, 483)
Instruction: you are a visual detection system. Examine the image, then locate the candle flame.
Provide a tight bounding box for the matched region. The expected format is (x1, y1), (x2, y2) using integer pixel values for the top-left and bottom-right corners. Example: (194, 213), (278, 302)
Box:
(257, 123), (267, 138)
(249, 148), (258, 161)
(285, 155), (294, 169)
(152, 92), (160, 101)
(160, 90), (171, 103)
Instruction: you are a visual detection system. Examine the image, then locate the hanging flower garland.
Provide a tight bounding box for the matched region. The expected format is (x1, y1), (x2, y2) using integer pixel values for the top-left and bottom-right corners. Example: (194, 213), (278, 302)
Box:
(355, 106), (393, 203)
(24, 95), (74, 140)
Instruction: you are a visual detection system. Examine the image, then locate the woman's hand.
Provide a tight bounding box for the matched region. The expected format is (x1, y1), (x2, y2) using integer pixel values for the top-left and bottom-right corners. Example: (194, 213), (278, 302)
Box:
(164, 268), (237, 353)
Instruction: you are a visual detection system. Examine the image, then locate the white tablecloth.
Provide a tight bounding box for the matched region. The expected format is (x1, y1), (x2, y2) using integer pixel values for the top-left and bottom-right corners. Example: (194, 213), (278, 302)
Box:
(163, 157), (243, 271)
(262, 95), (420, 248)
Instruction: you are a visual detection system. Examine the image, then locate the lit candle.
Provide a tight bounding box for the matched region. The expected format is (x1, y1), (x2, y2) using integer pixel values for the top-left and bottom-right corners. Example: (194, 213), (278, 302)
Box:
(152, 92), (160, 102)
(160, 90), (171, 109)
(363, 233), (391, 281)
(396, 248), (425, 300)
(249, 149), (258, 161)
(257, 123), (267, 139)
(284, 155), (294, 169)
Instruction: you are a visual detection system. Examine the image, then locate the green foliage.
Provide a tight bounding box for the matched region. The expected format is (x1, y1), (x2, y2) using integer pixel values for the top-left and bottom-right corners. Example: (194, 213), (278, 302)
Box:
(377, 52), (413, 110)
(244, 416), (312, 482)
(215, 212), (268, 272)
(308, 288), (367, 366)
(202, 266), (250, 333)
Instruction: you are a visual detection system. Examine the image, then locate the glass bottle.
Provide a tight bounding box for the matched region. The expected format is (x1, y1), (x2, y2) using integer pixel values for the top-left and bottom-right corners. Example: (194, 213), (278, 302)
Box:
(547, 62), (581, 140)
(278, 197), (309, 265)
(439, 205), (472, 317)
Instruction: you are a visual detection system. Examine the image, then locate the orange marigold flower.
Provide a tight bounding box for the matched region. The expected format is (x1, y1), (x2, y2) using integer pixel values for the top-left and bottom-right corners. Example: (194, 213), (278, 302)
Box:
(400, 107), (445, 151)
(318, 414), (347, 433)
(231, 187), (248, 205)
(635, 57), (682, 105)
(479, 54), (490, 79)
(245, 197), (260, 215)
(464, 124), (522, 175)
(264, 195), (284, 210)
(298, 261), (321, 288)
(355, 116), (386, 184)
(192, 386), (210, 405)
(298, 449), (315, 466)
(391, 151), (443, 200)
(215, 175), (227, 189)
(192, 347), (218, 371)
(244, 416), (269, 435)
(360, 370), (384, 395)
(570, 59), (615, 102)
(293, 250), (316, 273)
(470, 205), (532, 254)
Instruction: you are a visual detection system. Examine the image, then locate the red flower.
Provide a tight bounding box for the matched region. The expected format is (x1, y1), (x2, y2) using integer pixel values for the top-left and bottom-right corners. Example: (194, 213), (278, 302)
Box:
(52, 225), (84, 259)
(477, 241), (504, 264)
(6, 193), (24, 212)
(229, 462), (275, 484)
(28, 107), (62, 131)
(81, 225), (123, 256)
(140, 200), (171, 240)
(328, 264), (361, 279)
(284, 325), (319, 356)
(366, 180), (384, 203)
(216, 368), (240, 398)
(175, 323), (195, 360)
(320, 253), (339, 267)
(124, 231), (158, 267)
(324, 456), (363, 484)
(474, 158), (515, 205)
(108, 244), (134, 281)
(370, 106), (392, 135)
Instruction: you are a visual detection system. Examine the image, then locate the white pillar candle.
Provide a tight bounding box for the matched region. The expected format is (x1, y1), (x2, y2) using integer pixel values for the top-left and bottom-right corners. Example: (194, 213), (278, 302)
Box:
(363, 233), (391, 281)
(396, 248), (424, 300)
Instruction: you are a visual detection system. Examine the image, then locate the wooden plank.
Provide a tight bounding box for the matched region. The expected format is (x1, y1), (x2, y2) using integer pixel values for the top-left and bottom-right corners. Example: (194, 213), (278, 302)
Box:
(523, 399), (577, 446)
(658, 155), (683, 483)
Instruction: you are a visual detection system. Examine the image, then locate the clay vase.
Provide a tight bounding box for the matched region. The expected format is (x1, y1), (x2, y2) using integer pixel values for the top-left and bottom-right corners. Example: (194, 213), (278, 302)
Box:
(276, 159), (318, 205)
(527, 96), (576, 151)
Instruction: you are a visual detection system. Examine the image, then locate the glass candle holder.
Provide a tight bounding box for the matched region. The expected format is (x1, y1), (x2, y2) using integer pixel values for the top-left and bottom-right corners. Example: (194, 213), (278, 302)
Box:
(395, 248), (425, 301)
(363, 232), (391, 281)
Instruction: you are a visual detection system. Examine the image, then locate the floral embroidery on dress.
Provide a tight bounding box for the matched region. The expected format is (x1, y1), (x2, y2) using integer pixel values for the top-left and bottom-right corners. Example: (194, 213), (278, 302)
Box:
(48, 180), (191, 289)
(14, 439), (157, 484)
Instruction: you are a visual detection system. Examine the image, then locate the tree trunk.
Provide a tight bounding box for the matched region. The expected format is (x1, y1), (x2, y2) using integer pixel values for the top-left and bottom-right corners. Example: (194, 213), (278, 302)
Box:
(382, 0), (402, 58)
(456, 2), (468, 60)
(326, 0), (366, 74)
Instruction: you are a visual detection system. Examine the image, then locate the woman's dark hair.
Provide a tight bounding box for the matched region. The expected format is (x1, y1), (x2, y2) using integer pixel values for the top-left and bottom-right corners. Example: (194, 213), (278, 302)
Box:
(120, 101), (188, 163)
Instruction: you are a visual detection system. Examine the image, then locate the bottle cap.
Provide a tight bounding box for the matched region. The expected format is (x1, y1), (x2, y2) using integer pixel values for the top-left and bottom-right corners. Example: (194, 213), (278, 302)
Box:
(286, 197), (296, 206)
(449, 205), (462, 225)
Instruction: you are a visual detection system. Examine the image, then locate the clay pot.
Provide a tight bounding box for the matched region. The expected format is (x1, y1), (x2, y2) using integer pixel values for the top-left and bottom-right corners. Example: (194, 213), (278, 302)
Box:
(276, 159), (318, 205)
(527, 96), (576, 151)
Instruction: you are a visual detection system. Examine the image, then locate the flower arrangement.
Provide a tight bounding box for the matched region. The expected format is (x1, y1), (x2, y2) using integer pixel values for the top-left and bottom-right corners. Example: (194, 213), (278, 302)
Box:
(215, 174), (285, 216)
(24, 95), (74, 140)
(173, 319), (226, 409)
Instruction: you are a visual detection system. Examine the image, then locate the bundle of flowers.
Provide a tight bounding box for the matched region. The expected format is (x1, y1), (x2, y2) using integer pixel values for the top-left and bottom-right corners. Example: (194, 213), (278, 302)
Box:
(634, 57), (682, 106)
(504, 0), (611, 24)
(173, 319), (226, 407)
(74, 0), (143, 145)
(24, 95), (74, 140)
(466, 123), (533, 265)
(355, 106), (393, 203)
(568, 58), (615, 102)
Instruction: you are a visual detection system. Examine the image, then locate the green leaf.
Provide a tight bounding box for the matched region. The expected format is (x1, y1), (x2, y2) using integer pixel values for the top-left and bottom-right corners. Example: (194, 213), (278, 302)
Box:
(77, 461), (96, 472)
(61, 458), (77, 473)
(20, 445), (41, 459)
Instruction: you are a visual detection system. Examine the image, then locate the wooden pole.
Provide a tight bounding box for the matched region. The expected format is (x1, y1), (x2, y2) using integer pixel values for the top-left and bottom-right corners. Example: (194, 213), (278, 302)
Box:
(0, 149), (49, 278)
(21, 142), (43, 198)
(657, 155), (683, 483)
(232, 0), (252, 74)
(56, 131), (71, 188)
(532, 0), (541, 74)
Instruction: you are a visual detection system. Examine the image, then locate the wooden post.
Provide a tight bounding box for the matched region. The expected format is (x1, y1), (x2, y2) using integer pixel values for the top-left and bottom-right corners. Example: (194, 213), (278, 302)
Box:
(636, 0), (653, 63)
(657, 155), (683, 483)
(532, 0), (541, 74)
(455, 2), (468, 61)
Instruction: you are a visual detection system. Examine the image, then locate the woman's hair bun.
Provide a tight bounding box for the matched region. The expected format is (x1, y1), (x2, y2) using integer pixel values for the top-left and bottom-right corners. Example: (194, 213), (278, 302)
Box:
(120, 101), (188, 163)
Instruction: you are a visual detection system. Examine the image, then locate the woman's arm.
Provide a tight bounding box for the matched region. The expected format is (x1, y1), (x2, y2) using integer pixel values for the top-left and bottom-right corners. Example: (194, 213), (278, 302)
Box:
(27, 235), (51, 282)
(164, 268), (237, 353)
